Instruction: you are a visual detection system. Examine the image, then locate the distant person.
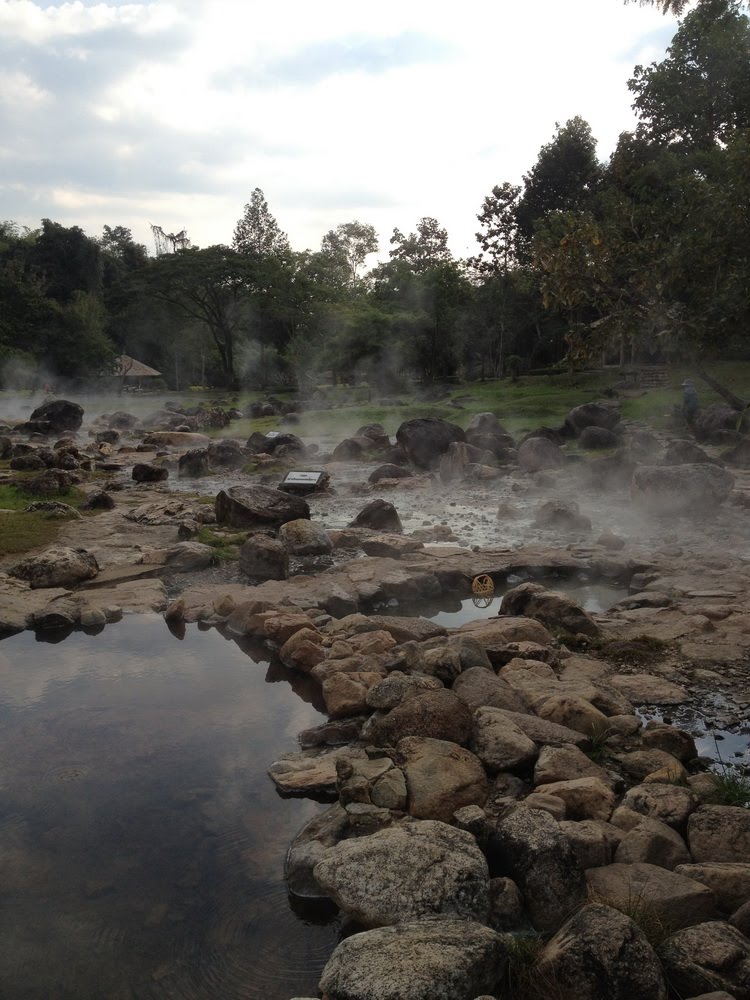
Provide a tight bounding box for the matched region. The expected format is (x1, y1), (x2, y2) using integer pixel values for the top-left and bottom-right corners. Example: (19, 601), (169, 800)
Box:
(682, 378), (700, 426)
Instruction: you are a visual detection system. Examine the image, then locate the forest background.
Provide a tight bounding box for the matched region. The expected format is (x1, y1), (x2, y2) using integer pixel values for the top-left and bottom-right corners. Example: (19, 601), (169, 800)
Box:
(1, 0), (748, 394)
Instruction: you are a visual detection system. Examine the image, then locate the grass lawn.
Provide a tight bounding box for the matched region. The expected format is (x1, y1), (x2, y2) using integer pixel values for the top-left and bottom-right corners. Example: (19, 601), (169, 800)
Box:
(0, 482), (91, 557)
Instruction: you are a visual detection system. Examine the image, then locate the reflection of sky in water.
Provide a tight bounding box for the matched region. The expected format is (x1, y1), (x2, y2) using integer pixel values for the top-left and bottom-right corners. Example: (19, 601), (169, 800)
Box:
(0, 616), (338, 999)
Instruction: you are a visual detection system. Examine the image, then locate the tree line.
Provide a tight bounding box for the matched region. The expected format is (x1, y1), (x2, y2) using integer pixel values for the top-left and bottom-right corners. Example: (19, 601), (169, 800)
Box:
(1, 0), (748, 392)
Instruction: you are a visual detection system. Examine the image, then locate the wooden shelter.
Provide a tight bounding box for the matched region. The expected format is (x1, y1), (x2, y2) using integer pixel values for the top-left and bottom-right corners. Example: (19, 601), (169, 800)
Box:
(115, 355), (162, 391)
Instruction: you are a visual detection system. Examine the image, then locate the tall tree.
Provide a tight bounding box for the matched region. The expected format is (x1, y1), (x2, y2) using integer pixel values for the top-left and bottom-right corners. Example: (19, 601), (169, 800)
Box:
(233, 188), (290, 258)
(389, 217), (452, 273)
(28, 219), (103, 302)
(320, 221), (379, 285)
(515, 117), (601, 254)
(629, 0), (750, 150)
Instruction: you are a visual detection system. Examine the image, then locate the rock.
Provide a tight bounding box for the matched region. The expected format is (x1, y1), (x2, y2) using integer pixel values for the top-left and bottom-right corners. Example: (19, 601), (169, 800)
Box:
(471, 707), (538, 773)
(693, 404), (740, 444)
(565, 401), (621, 435)
(348, 499), (403, 533)
(537, 903), (667, 1000)
(397, 736), (489, 822)
(395, 417), (466, 469)
(676, 864), (750, 915)
(487, 805), (586, 932)
(9, 546), (99, 589)
(535, 777), (615, 821)
(534, 745), (612, 787)
(439, 441), (497, 482)
(659, 921), (750, 1000)
(79, 490), (115, 511)
(278, 518), (332, 556)
(642, 722), (698, 762)
(579, 426), (621, 450)
(215, 485), (309, 529)
(356, 423), (390, 449)
(278, 628), (326, 673)
(609, 674), (689, 705)
(500, 583), (600, 638)
(517, 436), (566, 472)
(731, 900), (750, 937)
(616, 749), (687, 782)
(9, 453), (46, 471)
(285, 803), (349, 898)
(318, 917), (508, 1000)
(239, 535), (289, 580)
(494, 709), (591, 750)
(615, 817), (692, 869)
(688, 806), (750, 864)
(268, 747), (367, 798)
(560, 819), (623, 869)
(538, 695), (610, 738)
(207, 439), (245, 468)
(314, 820), (490, 927)
(29, 398), (84, 432)
(587, 863), (716, 929)
(534, 500), (592, 531)
(370, 689), (473, 747)
(132, 462), (168, 483)
(368, 464), (413, 484)
(365, 615), (447, 644)
(453, 667), (531, 715)
(631, 464), (735, 515)
(160, 541), (214, 572)
(621, 783), (698, 830)
(332, 436), (368, 461)
(663, 440), (715, 465)
(453, 617), (554, 664)
(322, 671), (384, 719)
(366, 671), (443, 710)
(178, 448), (210, 478)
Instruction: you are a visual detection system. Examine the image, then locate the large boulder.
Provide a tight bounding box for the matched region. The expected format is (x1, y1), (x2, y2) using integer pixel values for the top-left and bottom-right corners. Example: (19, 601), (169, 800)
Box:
(631, 464), (735, 515)
(314, 820), (490, 927)
(178, 448), (210, 478)
(659, 921), (750, 1000)
(471, 706), (538, 773)
(239, 535), (289, 580)
(517, 436), (566, 472)
(348, 499), (403, 533)
(663, 440), (715, 465)
(579, 426), (621, 450)
(676, 863), (750, 915)
(207, 439), (245, 469)
(537, 903), (667, 1000)
(565, 401), (621, 436)
(369, 689), (473, 747)
(452, 667), (531, 715)
(500, 582), (600, 637)
(10, 546), (99, 589)
(487, 804), (587, 932)
(693, 404), (742, 444)
(215, 485), (309, 529)
(29, 398), (84, 433)
(318, 917), (508, 1000)
(395, 417), (466, 469)
(587, 862), (716, 929)
(688, 806), (750, 864)
(132, 462), (168, 483)
(396, 736), (489, 822)
(278, 518), (332, 556)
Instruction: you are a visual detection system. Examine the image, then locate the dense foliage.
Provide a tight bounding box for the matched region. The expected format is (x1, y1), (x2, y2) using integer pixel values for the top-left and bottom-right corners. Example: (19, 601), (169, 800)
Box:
(1, 0), (748, 391)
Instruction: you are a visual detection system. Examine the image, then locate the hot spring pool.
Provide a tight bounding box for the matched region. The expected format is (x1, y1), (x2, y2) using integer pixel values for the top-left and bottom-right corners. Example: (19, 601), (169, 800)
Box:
(0, 616), (339, 999)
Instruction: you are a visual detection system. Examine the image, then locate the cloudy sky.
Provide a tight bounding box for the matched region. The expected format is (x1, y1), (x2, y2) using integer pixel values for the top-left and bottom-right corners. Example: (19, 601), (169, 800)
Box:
(0, 0), (679, 260)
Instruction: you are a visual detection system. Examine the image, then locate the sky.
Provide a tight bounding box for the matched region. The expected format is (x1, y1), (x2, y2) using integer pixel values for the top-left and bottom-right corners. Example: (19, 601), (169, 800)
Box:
(0, 0), (680, 261)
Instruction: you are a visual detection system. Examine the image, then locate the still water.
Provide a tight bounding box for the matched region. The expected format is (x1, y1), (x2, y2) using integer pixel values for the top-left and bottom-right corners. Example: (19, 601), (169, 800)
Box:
(0, 616), (340, 999)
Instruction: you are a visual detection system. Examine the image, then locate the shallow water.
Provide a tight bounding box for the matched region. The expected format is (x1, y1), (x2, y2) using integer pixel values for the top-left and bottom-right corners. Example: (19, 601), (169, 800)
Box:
(0, 616), (339, 999)
(380, 576), (629, 629)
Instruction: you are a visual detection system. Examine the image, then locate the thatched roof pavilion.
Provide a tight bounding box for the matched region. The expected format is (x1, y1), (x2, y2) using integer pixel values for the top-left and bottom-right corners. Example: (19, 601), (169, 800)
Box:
(115, 355), (162, 378)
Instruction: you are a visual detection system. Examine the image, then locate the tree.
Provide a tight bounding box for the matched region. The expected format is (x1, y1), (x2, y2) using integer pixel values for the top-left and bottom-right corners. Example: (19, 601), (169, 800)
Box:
(145, 246), (254, 389)
(629, 0), (750, 150)
(515, 117), (601, 255)
(469, 182), (522, 277)
(320, 221), (379, 285)
(233, 188), (290, 259)
(28, 219), (103, 302)
(389, 217), (453, 272)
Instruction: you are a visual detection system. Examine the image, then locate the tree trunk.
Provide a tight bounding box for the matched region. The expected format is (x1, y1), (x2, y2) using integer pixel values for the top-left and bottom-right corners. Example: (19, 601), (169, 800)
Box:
(696, 364), (748, 412)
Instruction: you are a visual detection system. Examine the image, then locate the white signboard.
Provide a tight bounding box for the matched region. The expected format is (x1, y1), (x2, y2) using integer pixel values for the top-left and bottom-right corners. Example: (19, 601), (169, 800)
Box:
(282, 470), (326, 486)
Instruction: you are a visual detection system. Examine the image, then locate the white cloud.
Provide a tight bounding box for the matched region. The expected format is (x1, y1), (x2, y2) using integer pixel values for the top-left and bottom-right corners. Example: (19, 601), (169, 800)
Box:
(0, 0), (679, 258)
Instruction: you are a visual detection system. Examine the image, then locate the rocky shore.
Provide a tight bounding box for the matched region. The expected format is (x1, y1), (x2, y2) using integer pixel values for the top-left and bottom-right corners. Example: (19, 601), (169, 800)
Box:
(1, 394), (750, 998)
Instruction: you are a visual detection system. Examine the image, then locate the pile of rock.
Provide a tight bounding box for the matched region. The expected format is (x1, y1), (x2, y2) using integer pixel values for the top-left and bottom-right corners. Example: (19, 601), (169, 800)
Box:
(183, 588), (750, 1000)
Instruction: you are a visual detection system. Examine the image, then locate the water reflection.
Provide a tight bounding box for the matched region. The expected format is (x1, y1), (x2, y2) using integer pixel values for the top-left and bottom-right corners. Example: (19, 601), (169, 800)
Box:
(0, 616), (339, 999)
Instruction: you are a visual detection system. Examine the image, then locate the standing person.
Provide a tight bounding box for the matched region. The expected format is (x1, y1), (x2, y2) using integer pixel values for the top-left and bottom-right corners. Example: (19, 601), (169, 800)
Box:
(682, 378), (700, 426)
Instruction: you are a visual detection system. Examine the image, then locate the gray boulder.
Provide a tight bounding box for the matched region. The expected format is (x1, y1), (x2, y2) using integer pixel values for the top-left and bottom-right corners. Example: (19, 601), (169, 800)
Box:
(278, 518), (332, 556)
(397, 736), (489, 822)
(659, 921), (750, 1000)
(10, 546), (99, 589)
(396, 417), (466, 469)
(215, 485), (309, 529)
(631, 464), (735, 515)
(314, 819), (490, 927)
(29, 398), (84, 432)
(487, 804), (586, 932)
(537, 903), (667, 1000)
(517, 436), (566, 472)
(318, 917), (508, 1000)
(178, 448), (210, 478)
(579, 426), (621, 450)
(565, 401), (621, 435)
(207, 439), (245, 468)
(348, 499), (403, 532)
(132, 463), (168, 483)
(370, 689), (473, 747)
(500, 582), (600, 637)
(688, 806), (750, 864)
(239, 535), (289, 580)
